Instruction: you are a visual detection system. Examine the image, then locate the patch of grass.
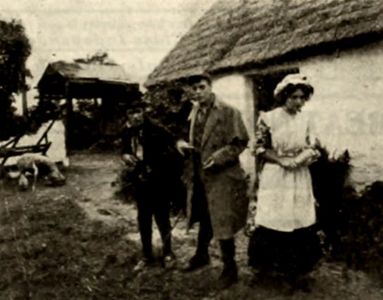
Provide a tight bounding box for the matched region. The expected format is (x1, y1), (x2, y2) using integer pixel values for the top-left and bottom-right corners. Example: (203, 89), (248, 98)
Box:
(0, 194), (138, 299)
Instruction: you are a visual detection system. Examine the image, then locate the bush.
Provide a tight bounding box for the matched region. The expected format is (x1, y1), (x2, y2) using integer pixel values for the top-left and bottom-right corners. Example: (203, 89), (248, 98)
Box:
(311, 150), (383, 276)
(336, 181), (383, 275)
(144, 81), (191, 139)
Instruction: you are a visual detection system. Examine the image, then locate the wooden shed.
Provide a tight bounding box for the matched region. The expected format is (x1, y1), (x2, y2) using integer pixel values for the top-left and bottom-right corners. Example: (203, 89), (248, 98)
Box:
(37, 61), (141, 150)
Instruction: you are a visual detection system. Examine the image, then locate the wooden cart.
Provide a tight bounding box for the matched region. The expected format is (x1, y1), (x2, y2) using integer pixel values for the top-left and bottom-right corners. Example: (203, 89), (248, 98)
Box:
(0, 120), (55, 176)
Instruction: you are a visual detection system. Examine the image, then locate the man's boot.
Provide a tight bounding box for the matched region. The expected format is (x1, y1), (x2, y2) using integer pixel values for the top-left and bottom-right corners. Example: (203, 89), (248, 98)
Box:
(161, 233), (176, 268)
(218, 239), (238, 289)
(184, 209), (212, 272)
(134, 231), (156, 272)
(183, 247), (210, 272)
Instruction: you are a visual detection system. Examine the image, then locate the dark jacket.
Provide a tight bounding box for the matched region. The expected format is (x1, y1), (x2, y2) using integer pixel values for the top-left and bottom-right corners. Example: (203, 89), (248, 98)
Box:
(121, 117), (183, 180)
(121, 117), (186, 212)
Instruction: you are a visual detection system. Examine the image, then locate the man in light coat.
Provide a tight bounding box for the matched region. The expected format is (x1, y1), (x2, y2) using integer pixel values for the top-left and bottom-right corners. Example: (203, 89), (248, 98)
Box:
(177, 74), (249, 288)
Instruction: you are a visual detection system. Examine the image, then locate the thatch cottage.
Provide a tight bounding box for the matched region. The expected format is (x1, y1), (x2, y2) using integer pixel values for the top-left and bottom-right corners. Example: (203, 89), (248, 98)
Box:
(145, 0), (383, 192)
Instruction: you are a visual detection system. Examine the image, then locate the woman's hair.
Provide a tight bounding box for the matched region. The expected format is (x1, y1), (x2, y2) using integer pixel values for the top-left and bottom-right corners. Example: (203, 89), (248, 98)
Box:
(273, 74), (314, 105)
(278, 83), (314, 105)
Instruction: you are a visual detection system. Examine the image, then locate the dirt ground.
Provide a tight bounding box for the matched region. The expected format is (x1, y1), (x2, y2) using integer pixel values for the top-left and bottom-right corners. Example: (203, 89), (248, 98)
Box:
(0, 152), (382, 299)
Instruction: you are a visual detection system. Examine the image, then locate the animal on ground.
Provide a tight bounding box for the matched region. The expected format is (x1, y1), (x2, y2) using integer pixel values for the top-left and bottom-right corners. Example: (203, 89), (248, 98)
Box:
(16, 153), (66, 191)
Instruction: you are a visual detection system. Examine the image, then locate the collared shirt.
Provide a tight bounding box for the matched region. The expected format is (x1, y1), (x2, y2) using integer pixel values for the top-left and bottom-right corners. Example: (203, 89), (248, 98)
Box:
(191, 95), (214, 150)
(125, 121), (144, 160)
(131, 129), (144, 161)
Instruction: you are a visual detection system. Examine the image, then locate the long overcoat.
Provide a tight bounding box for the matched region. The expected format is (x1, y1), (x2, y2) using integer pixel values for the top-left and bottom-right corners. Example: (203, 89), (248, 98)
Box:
(186, 97), (250, 240)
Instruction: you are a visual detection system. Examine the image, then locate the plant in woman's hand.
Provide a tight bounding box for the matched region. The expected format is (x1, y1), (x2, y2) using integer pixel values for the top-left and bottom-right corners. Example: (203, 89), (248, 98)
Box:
(294, 148), (321, 166)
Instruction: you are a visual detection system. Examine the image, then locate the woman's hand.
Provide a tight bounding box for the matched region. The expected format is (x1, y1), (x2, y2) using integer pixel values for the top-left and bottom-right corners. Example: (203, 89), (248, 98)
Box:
(303, 149), (321, 165)
(278, 157), (298, 169)
(294, 148), (321, 166)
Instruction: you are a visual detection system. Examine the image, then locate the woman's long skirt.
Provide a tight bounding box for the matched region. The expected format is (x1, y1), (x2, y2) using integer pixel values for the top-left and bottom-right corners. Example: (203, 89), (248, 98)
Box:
(248, 225), (322, 278)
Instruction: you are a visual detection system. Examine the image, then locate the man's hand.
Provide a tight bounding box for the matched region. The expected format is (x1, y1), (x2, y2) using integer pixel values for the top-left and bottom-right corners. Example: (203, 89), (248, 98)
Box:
(122, 154), (138, 167)
(176, 140), (194, 156)
(202, 157), (215, 170)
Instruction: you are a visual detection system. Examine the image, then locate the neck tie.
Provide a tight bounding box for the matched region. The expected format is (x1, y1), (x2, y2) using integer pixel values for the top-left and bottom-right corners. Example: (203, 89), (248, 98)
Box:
(196, 106), (205, 123)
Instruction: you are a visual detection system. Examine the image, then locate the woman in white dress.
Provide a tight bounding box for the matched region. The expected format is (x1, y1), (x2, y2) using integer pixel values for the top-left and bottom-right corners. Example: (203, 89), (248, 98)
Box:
(248, 74), (322, 291)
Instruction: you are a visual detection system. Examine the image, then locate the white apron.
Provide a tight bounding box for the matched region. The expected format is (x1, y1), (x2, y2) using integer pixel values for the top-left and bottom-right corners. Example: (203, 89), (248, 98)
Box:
(255, 107), (317, 232)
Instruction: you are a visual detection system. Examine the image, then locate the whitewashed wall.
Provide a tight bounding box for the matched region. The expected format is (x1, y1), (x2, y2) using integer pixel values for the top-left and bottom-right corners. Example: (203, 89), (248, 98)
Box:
(211, 40), (383, 193)
(212, 74), (255, 179)
(298, 40), (383, 192)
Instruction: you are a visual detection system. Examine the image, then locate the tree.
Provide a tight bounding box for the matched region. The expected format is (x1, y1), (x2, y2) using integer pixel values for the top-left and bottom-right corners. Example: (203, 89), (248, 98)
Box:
(0, 19), (32, 140)
(74, 51), (116, 65)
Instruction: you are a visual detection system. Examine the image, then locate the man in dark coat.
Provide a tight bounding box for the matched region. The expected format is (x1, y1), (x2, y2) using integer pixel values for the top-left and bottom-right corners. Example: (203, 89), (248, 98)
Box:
(177, 74), (249, 288)
(121, 100), (184, 270)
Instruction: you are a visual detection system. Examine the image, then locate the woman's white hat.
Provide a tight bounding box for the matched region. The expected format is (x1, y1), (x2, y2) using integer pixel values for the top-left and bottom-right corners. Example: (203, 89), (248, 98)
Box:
(274, 74), (313, 101)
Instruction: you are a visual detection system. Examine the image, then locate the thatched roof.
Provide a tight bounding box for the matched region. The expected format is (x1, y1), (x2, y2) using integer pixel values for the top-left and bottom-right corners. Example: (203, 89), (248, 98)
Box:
(146, 0), (383, 86)
(145, 0), (245, 86)
(37, 61), (138, 100)
(41, 61), (132, 84)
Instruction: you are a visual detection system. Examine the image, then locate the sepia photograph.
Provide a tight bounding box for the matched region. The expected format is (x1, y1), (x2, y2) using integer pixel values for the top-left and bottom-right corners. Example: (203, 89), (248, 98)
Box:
(0, 0), (383, 299)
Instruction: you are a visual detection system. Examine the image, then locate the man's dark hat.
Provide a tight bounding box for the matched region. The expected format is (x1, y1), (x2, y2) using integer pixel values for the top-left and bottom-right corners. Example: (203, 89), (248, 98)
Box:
(187, 72), (212, 85)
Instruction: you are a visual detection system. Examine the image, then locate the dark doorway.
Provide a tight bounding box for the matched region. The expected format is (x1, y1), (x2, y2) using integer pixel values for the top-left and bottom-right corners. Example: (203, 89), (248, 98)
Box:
(249, 67), (299, 186)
